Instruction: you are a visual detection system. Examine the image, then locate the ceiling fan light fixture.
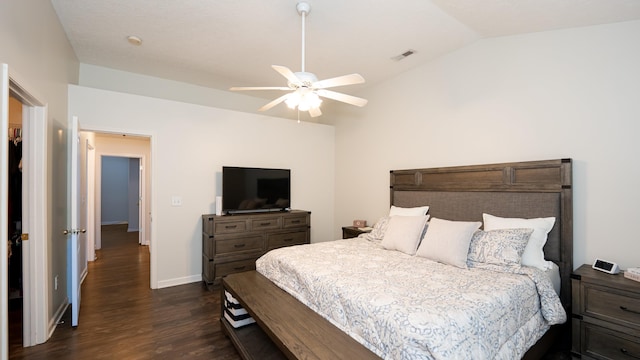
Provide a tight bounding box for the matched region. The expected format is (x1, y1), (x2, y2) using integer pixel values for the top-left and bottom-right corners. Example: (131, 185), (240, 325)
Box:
(286, 90), (322, 111)
(300, 92), (322, 111)
(285, 92), (301, 109)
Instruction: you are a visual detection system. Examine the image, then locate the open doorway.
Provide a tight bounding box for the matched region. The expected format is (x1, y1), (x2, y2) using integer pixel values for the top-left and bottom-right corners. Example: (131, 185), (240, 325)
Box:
(3, 68), (49, 353)
(99, 156), (141, 246)
(91, 133), (150, 255)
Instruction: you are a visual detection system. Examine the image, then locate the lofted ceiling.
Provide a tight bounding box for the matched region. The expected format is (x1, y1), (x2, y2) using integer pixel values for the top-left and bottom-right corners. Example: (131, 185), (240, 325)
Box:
(50, 0), (640, 112)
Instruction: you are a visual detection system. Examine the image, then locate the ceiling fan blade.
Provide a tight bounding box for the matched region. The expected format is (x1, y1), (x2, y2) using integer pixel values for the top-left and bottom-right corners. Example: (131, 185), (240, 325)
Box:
(316, 89), (368, 107)
(229, 86), (291, 91)
(308, 106), (322, 117)
(272, 65), (300, 84)
(313, 73), (365, 89)
(258, 93), (291, 112)
(230, 86), (291, 91)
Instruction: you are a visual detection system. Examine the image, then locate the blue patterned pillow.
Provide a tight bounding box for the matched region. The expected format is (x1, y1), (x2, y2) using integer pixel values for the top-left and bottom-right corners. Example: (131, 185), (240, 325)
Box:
(359, 216), (390, 242)
(467, 228), (533, 268)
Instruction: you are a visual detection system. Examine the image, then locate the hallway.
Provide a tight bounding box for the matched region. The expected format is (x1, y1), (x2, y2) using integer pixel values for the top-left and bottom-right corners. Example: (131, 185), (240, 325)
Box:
(9, 225), (241, 359)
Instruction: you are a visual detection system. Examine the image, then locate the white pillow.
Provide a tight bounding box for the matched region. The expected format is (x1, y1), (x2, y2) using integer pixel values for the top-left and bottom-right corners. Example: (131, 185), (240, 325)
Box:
(389, 205), (429, 216)
(482, 213), (556, 270)
(415, 217), (481, 268)
(380, 215), (429, 255)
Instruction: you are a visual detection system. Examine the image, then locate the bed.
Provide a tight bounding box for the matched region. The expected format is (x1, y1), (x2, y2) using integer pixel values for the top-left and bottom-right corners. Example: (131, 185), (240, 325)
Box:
(221, 159), (573, 359)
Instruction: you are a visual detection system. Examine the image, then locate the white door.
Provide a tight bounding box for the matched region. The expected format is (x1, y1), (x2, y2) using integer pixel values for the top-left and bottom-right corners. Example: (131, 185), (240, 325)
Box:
(138, 160), (146, 245)
(1, 63), (10, 360)
(68, 115), (84, 327)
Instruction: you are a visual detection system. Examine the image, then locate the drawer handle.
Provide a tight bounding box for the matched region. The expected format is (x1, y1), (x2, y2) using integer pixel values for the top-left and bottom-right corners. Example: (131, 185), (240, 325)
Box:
(234, 244), (246, 248)
(225, 225), (238, 229)
(283, 238), (293, 242)
(233, 266), (247, 271)
(259, 222), (271, 226)
(291, 220), (300, 224)
(621, 348), (640, 359)
(620, 306), (640, 315)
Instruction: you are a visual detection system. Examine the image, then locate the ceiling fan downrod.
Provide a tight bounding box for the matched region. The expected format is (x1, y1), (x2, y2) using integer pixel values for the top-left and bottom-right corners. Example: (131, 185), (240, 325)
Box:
(297, 2), (311, 73)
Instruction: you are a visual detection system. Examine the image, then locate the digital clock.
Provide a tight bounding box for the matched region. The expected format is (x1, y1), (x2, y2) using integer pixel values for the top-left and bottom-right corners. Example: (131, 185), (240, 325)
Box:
(592, 258), (620, 274)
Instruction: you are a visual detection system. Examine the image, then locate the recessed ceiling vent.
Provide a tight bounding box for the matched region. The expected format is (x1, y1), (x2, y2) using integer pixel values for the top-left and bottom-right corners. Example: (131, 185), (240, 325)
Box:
(391, 49), (416, 61)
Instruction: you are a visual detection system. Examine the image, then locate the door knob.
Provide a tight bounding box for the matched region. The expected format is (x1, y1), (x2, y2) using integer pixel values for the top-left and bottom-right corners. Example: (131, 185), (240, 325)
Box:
(63, 229), (87, 235)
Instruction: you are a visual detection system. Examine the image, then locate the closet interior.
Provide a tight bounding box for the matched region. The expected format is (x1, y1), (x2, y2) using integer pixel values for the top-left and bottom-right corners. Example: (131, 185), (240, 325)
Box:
(7, 95), (23, 308)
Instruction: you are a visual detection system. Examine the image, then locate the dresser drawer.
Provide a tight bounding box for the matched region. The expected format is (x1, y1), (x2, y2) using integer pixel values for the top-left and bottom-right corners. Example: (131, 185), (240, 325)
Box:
(214, 220), (247, 234)
(583, 322), (640, 360)
(250, 217), (281, 231)
(215, 235), (264, 255)
(584, 284), (640, 328)
(215, 259), (257, 279)
(283, 214), (309, 228)
(267, 231), (307, 251)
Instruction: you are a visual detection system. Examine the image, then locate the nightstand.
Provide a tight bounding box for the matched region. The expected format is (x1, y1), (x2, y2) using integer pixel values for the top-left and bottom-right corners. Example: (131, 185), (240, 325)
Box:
(571, 264), (640, 359)
(341, 226), (371, 239)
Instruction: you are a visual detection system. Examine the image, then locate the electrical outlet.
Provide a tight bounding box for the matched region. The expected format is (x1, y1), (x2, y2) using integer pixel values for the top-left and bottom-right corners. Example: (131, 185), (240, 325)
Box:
(54, 275), (58, 290)
(171, 196), (182, 207)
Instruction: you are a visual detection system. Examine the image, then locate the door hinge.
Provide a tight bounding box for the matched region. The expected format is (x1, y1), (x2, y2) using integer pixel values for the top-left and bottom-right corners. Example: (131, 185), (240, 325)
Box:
(21, 233), (29, 241)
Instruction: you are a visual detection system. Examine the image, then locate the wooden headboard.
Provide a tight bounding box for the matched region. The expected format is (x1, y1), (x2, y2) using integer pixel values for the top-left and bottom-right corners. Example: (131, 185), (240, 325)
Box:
(390, 159), (573, 308)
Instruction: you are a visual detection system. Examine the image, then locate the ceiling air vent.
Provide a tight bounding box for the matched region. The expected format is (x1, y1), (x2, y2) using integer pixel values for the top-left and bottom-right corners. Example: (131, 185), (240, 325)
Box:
(391, 49), (416, 61)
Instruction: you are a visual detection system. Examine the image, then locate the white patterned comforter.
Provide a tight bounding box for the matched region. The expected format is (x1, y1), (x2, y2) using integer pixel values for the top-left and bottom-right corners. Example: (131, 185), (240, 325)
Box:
(256, 238), (566, 360)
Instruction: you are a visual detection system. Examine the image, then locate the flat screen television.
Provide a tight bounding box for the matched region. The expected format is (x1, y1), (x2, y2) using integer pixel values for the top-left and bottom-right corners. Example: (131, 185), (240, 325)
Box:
(222, 166), (291, 214)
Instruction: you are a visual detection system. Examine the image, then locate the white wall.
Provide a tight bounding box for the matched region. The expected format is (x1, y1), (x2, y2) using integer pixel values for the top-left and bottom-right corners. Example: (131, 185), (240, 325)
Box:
(81, 131), (97, 262)
(334, 20), (640, 270)
(68, 85), (335, 288)
(0, 0), (79, 341)
(79, 64), (305, 121)
(101, 156), (130, 224)
(128, 158), (140, 231)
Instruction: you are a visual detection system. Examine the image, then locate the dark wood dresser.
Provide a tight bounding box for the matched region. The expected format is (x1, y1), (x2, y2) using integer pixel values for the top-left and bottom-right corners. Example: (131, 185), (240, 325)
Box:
(572, 264), (640, 359)
(202, 210), (310, 286)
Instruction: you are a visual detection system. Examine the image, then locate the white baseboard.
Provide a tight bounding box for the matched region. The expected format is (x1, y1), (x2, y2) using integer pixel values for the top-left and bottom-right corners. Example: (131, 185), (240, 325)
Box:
(101, 221), (128, 225)
(48, 297), (69, 339)
(80, 267), (88, 284)
(156, 274), (202, 289)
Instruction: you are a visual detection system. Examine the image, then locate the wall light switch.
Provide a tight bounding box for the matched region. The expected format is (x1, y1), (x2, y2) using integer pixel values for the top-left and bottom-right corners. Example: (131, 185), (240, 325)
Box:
(171, 196), (183, 206)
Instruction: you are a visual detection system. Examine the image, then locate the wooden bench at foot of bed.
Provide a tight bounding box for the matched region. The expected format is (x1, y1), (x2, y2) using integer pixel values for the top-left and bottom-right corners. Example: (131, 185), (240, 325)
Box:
(221, 270), (380, 360)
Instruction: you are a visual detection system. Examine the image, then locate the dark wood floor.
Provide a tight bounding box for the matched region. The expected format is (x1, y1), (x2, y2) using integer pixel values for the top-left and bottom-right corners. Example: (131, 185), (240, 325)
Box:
(9, 224), (242, 360)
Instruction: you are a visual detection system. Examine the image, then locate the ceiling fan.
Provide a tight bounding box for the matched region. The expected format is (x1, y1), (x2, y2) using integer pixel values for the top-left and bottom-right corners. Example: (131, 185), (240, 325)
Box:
(230, 2), (368, 117)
